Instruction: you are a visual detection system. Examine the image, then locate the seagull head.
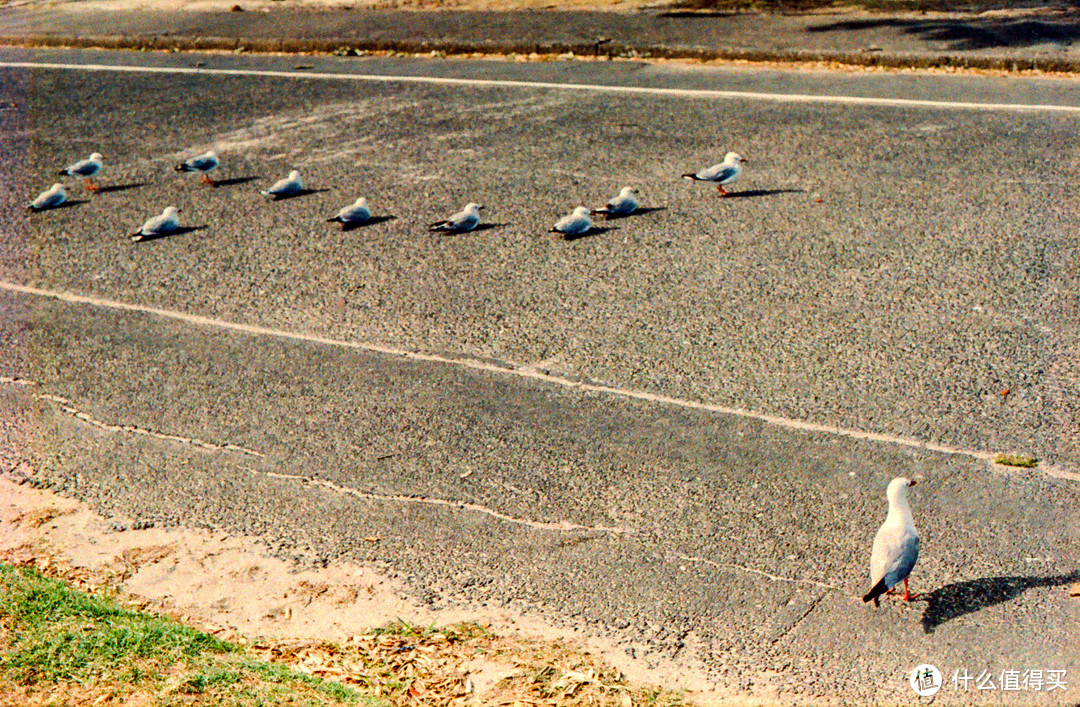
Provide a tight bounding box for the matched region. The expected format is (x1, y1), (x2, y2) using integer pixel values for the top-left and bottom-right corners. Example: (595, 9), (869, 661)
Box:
(886, 477), (916, 505)
(724, 151), (746, 165)
(205, 150), (218, 159)
(354, 196), (368, 206)
(620, 186), (639, 196)
(163, 206), (179, 216)
(89, 152), (104, 162)
(50, 183), (65, 192)
(573, 206), (591, 217)
(465, 202), (484, 213)
(288, 170), (300, 180)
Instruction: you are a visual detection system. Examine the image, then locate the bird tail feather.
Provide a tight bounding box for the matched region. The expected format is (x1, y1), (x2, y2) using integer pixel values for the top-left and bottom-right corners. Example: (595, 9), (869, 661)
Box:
(862, 578), (888, 604)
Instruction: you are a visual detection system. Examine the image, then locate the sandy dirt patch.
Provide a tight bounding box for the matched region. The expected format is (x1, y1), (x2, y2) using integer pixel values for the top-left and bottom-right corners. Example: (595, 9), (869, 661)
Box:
(0, 471), (772, 705)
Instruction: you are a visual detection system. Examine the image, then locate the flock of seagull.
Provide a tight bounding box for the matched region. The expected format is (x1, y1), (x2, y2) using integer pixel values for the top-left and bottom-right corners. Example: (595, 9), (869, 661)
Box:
(30, 150), (750, 241)
(31, 148), (925, 606)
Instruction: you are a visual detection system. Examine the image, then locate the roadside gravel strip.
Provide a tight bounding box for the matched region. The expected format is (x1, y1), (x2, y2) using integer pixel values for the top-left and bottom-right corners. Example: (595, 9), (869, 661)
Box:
(8, 5), (1080, 73)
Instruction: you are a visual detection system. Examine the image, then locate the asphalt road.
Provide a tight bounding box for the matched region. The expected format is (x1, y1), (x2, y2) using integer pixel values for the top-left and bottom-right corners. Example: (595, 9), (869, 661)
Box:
(1, 48), (1078, 703)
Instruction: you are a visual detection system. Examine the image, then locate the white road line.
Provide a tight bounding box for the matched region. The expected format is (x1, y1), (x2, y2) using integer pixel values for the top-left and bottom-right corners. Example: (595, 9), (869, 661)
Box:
(2, 59), (1080, 113)
(1, 279), (1034, 476)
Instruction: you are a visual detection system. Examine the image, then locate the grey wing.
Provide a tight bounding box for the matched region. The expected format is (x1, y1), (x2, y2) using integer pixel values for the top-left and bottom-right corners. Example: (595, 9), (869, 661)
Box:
(189, 155), (218, 171)
(701, 165), (737, 183)
(882, 532), (920, 588)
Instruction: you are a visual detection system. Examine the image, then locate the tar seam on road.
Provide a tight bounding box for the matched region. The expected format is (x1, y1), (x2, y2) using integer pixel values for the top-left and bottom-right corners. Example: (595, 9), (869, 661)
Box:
(1, 376), (265, 457)
(3, 280), (1041, 480)
(4, 60), (1080, 114)
(674, 552), (846, 594)
(257, 468), (634, 534)
(0, 375), (632, 534)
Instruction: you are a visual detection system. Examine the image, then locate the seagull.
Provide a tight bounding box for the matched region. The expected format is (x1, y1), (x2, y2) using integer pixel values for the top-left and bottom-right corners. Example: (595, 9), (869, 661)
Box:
(131, 206), (181, 242)
(175, 150), (220, 185)
(550, 206), (592, 237)
(682, 152), (747, 196)
(429, 202), (483, 232)
(591, 187), (639, 218)
(863, 477), (921, 607)
(59, 152), (104, 191)
(27, 183), (67, 212)
(260, 170), (304, 199)
(327, 197), (371, 226)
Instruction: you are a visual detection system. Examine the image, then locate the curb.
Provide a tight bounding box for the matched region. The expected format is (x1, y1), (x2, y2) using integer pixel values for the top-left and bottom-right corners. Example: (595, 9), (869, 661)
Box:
(5, 33), (1080, 74)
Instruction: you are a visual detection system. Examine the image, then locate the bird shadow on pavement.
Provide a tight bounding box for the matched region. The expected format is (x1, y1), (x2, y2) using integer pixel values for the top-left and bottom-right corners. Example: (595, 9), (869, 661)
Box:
(32, 199), (89, 212)
(920, 570), (1080, 634)
(599, 206), (667, 221)
(340, 215), (397, 232)
(431, 223), (507, 235)
(131, 225), (207, 243)
(558, 225), (618, 242)
(212, 176), (259, 188)
(95, 182), (149, 194)
(725, 188), (805, 199)
(268, 188), (330, 201)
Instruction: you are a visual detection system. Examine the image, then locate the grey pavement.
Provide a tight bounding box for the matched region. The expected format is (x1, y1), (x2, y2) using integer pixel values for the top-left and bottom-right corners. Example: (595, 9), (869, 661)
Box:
(1, 47), (1079, 703)
(6, 4), (1080, 71)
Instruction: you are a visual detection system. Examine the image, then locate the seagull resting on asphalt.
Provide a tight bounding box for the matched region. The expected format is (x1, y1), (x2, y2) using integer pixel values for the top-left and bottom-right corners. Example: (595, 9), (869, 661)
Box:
(591, 186), (639, 218)
(131, 206), (181, 241)
(429, 202), (483, 232)
(863, 477), (921, 607)
(682, 152), (746, 197)
(59, 152), (104, 191)
(27, 183), (67, 212)
(327, 197), (371, 226)
(260, 170), (304, 199)
(175, 150), (220, 186)
(550, 206), (592, 237)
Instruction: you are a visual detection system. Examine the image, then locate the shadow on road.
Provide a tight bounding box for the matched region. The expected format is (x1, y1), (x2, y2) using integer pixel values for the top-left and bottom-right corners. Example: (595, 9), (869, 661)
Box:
(96, 182), (148, 194)
(31, 199), (89, 212)
(560, 225), (618, 241)
(725, 188), (805, 199)
(598, 206), (667, 221)
(131, 225), (208, 243)
(339, 215), (397, 232)
(213, 176), (260, 188)
(808, 16), (1080, 51)
(266, 188), (330, 201)
(921, 571), (1080, 634)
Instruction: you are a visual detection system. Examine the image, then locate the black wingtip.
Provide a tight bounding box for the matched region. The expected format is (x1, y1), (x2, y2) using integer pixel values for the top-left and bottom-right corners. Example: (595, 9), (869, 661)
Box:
(175, 164), (188, 172)
(862, 578), (888, 604)
(326, 217), (340, 223)
(56, 170), (67, 176)
(681, 173), (697, 180)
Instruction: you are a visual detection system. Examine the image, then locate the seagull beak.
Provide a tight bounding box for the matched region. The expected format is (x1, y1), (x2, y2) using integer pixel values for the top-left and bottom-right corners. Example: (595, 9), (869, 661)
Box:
(741, 158), (749, 163)
(908, 479), (918, 487)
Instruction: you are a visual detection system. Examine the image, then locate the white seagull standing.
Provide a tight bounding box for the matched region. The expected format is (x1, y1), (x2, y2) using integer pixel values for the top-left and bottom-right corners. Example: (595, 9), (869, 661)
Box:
(260, 170), (304, 199)
(327, 197), (371, 226)
(682, 152), (747, 197)
(131, 206), (181, 242)
(863, 477), (921, 607)
(550, 206), (593, 237)
(429, 202), (483, 233)
(27, 183), (68, 212)
(59, 152), (104, 191)
(175, 150), (220, 186)
(591, 186), (639, 218)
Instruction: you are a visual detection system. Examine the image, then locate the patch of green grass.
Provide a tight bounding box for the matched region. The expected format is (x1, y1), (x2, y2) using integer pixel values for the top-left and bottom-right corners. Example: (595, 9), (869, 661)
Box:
(0, 563), (371, 705)
(994, 453), (1039, 468)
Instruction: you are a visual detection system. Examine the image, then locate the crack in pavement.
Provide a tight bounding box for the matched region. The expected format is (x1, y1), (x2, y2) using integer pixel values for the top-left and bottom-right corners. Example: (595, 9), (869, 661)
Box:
(673, 552), (849, 595)
(1, 377), (632, 535)
(1, 282), (1054, 480)
(256, 469), (636, 535)
(1, 376), (265, 458)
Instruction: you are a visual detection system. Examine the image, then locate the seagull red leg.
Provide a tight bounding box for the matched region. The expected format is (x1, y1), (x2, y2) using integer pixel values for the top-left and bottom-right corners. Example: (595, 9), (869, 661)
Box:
(85, 178), (99, 192)
(717, 185), (729, 197)
(903, 578), (918, 601)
